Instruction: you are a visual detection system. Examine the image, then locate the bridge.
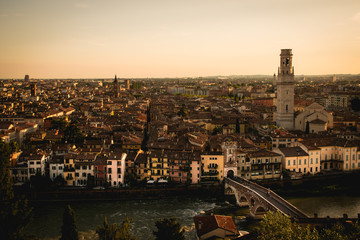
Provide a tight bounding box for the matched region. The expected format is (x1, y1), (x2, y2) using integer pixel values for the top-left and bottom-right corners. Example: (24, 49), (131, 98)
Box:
(224, 177), (308, 219)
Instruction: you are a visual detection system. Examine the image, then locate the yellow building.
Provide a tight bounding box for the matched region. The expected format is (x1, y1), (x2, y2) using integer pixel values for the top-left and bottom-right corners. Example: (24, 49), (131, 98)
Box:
(276, 147), (313, 174)
(237, 149), (282, 180)
(134, 153), (149, 181)
(147, 151), (169, 181)
(200, 153), (224, 182)
(64, 154), (76, 186)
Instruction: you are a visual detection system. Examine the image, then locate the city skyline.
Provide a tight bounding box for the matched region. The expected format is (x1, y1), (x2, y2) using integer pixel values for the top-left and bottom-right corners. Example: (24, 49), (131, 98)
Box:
(1, 0), (360, 78)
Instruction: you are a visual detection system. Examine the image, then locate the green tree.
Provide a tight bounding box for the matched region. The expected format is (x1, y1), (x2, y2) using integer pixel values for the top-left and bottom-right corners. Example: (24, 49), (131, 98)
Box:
(177, 106), (187, 117)
(0, 141), (33, 240)
(305, 121), (310, 134)
(319, 222), (360, 240)
(350, 97), (360, 112)
(236, 119), (240, 133)
(153, 217), (185, 240)
(60, 205), (79, 240)
(51, 118), (68, 131)
(63, 123), (84, 145)
(256, 211), (319, 240)
(96, 217), (136, 240)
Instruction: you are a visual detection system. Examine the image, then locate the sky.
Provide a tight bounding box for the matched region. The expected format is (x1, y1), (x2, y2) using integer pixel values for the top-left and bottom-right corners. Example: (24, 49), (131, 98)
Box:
(0, 0), (360, 79)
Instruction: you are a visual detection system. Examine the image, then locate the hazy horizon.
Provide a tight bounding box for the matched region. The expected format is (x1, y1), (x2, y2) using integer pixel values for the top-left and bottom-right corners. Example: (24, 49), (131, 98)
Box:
(1, 0), (360, 78)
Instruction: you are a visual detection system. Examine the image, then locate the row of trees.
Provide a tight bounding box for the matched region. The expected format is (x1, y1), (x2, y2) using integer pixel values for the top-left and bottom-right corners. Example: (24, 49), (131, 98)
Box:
(256, 211), (360, 240)
(0, 141), (33, 240)
(61, 205), (185, 240)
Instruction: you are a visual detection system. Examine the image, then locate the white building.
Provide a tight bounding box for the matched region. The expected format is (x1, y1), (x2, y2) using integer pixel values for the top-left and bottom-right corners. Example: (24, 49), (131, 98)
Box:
(75, 153), (96, 186)
(49, 156), (64, 181)
(294, 102), (333, 133)
(27, 154), (46, 179)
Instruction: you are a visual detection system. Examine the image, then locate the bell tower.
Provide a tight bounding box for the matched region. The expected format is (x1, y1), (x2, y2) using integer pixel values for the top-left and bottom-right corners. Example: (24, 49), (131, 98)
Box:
(275, 49), (295, 130)
(113, 75), (119, 97)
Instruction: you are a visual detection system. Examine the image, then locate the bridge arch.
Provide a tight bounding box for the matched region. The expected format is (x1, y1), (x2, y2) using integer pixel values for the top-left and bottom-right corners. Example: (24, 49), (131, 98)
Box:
(255, 206), (267, 215)
(239, 196), (248, 203)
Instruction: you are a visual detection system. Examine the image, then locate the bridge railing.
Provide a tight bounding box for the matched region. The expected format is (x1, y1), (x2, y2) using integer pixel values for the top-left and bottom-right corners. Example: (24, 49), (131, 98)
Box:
(226, 176), (308, 218)
(225, 177), (287, 216)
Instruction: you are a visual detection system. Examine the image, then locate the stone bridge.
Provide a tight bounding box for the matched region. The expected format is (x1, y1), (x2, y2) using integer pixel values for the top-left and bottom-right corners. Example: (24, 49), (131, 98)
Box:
(224, 177), (308, 219)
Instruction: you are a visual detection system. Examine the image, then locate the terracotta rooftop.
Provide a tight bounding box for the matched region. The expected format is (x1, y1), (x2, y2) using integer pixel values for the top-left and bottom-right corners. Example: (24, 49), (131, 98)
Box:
(279, 147), (308, 157)
(193, 215), (238, 238)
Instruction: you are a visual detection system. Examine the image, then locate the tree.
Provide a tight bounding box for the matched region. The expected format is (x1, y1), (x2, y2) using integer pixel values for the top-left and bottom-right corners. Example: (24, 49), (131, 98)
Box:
(177, 106), (187, 117)
(319, 222), (360, 240)
(60, 205), (79, 240)
(305, 121), (310, 134)
(350, 97), (360, 112)
(96, 217), (136, 240)
(153, 217), (185, 240)
(0, 141), (33, 240)
(236, 119), (240, 133)
(63, 123), (84, 145)
(50, 118), (68, 131)
(256, 211), (319, 240)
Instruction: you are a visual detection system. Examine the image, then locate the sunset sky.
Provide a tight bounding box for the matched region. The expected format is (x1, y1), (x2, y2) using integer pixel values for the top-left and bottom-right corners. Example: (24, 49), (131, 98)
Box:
(1, 0), (359, 78)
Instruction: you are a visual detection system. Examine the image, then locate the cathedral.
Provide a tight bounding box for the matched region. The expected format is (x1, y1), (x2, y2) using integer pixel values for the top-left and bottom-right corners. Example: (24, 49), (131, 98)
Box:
(275, 49), (333, 132)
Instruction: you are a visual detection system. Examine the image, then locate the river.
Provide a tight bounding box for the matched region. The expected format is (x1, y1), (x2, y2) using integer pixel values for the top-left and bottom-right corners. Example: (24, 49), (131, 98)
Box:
(26, 195), (360, 240)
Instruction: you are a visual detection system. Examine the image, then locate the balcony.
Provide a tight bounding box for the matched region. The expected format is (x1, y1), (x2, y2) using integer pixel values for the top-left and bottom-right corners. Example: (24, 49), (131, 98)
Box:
(202, 170), (219, 176)
(64, 167), (75, 172)
(207, 164), (218, 169)
(66, 175), (74, 180)
(179, 166), (190, 171)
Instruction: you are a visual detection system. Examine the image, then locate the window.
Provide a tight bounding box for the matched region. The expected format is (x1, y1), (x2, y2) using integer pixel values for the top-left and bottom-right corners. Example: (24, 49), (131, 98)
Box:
(117, 168), (121, 174)
(316, 158), (318, 164)
(52, 166), (56, 170)
(82, 173), (86, 177)
(36, 161), (41, 164)
(288, 160), (290, 166)
(304, 159), (306, 165)
(108, 168), (112, 174)
(75, 173), (79, 177)
(299, 160), (301, 165)
(293, 160), (296, 165)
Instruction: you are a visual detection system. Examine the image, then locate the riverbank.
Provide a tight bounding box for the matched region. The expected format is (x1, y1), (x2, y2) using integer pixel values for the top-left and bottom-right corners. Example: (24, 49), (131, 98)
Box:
(17, 183), (224, 202)
(16, 171), (360, 202)
(255, 171), (360, 197)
